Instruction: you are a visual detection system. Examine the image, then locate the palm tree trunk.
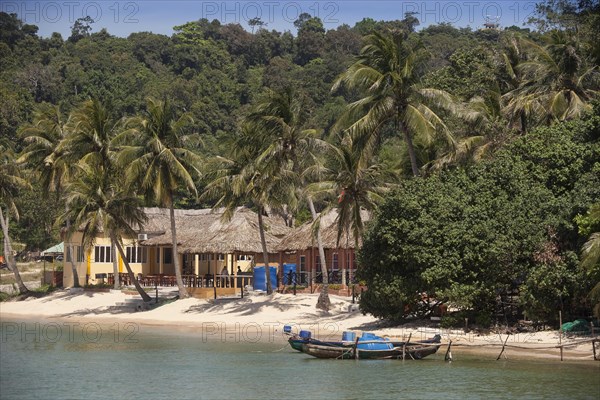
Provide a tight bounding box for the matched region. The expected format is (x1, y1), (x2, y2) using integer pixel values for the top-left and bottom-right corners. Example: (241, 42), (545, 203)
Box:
(257, 207), (273, 294)
(169, 202), (188, 298)
(65, 205), (80, 287)
(111, 233), (152, 303)
(520, 111), (527, 134)
(307, 196), (331, 311)
(0, 208), (28, 294)
(401, 122), (420, 177)
(111, 240), (120, 289)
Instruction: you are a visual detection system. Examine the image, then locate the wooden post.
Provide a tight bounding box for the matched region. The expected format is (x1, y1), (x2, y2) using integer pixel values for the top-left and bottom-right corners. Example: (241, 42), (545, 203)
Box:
(592, 339), (598, 361)
(559, 310), (563, 361)
(496, 334), (510, 360)
(444, 340), (453, 362)
(403, 333), (412, 360)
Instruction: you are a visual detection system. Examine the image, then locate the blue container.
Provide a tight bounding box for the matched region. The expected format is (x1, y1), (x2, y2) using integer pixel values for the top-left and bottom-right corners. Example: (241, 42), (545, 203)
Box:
(282, 263), (297, 285)
(253, 266), (278, 291)
(283, 325), (292, 334)
(361, 332), (377, 340)
(357, 332), (393, 350)
(342, 331), (356, 341)
(299, 330), (311, 339)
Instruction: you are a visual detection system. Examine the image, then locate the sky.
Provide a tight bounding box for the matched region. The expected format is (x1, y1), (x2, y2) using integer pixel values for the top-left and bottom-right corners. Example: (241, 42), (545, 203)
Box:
(3, 1), (539, 38)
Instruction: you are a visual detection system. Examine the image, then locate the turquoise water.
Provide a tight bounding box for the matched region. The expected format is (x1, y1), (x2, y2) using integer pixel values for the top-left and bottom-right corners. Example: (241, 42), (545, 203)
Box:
(0, 320), (598, 400)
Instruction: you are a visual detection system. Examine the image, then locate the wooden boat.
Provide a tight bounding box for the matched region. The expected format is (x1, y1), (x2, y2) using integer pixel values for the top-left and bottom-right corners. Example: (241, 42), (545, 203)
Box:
(286, 327), (441, 359)
(287, 336), (422, 352)
(301, 336), (442, 360)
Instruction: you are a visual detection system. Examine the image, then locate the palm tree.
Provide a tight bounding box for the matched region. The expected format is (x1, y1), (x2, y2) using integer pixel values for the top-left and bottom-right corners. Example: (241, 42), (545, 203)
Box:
(61, 99), (124, 173)
(203, 123), (295, 295)
(117, 98), (201, 299)
(249, 88), (336, 310)
(58, 99), (128, 288)
(318, 133), (388, 248)
(60, 163), (152, 302)
(18, 103), (70, 196)
(332, 30), (457, 177)
(0, 141), (31, 294)
(504, 32), (599, 128)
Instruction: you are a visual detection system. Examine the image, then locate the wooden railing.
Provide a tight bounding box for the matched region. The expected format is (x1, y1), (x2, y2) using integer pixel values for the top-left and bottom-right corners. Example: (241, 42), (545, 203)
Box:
(136, 273), (253, 288)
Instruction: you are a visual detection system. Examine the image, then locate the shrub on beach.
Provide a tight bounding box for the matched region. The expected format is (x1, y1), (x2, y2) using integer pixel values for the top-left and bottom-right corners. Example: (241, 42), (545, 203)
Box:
(358, 114), (600, 324)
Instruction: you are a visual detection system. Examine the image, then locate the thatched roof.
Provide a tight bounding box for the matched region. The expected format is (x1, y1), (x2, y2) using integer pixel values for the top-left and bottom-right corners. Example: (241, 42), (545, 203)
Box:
(276, 209), (370, 251)
(139, 207), (290, 254)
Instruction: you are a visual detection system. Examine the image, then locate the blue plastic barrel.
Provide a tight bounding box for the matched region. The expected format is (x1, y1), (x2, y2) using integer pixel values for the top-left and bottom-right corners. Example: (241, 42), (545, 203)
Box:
(342, 331), (356, 341)
(299, 330), (311, 339)
(253, 266), (278, 291)
(283, 325), (292, 334)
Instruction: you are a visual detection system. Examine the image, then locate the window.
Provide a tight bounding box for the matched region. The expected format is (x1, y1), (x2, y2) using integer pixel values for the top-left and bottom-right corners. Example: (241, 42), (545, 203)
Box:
(315, 255), (321, 271)
(332, 253), (339, 271)
(66, 246), (72, 263)
(217, 254), (225, 261)
(163, 248), (172, 264)
(126, 246), (147, 264)
(299, 256), (306, 272)
(94, 246), (112, 263)
(156, 248), (160, 264)
(76, 246), (83, 262)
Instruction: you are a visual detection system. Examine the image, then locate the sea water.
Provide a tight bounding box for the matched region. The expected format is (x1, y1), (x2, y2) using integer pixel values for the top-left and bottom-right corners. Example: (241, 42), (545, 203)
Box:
(0, 319), (598, 400)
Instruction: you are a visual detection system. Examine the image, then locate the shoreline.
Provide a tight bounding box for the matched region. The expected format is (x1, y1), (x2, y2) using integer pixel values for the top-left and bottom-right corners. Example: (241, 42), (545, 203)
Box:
(1, 289), (598, 365)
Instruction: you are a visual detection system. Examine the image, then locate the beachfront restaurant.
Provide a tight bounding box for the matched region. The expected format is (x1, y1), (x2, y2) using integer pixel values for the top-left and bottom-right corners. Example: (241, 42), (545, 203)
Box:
(61, 207), (289, 297)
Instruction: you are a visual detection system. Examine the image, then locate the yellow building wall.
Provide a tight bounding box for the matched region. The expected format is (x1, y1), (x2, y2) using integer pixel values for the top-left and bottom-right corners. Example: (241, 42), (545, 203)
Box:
(63, 232), (152, 287)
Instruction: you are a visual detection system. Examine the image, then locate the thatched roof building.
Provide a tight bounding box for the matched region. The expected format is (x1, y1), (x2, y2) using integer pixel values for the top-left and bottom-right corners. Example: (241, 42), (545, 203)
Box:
(140, 207), (290, 254)
(276, 209), (370, 251)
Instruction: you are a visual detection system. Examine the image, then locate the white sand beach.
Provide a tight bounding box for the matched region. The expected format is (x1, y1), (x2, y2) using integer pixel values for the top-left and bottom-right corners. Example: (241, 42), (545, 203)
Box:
(1, 289), (598, 363)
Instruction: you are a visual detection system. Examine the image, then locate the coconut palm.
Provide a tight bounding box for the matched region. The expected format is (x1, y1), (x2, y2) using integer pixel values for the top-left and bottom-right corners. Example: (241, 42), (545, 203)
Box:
(0, 142), (31, 294)
(117, 98), (201, 299)
(58, 99), (129, 288)
(203, 123), (295, 295)
(332, 30), (457, 177)
(249, 88), (335, 310)
(18, 103), (71, 196)
(306, 133), (390, 290)
(504, 31), (599, 128)
(60, 163), (151, 302)
(61, 99), (125, 173)
(317, 133), (388, 248)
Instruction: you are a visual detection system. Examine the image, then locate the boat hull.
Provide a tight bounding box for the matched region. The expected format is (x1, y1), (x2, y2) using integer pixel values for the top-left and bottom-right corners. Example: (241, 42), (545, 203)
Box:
(301, 340), (441, 360)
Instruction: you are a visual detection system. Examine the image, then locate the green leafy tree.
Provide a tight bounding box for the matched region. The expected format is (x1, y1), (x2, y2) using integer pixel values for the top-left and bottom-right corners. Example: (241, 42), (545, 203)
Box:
(69, 16), (94, 43)
(359, 116), (600, 323)
(578, 203), (600, 317)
